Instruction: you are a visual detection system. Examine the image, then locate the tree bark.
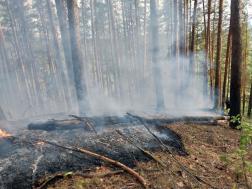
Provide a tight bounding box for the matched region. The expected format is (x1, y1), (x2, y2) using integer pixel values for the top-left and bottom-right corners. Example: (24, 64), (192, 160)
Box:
(229, 0), (242, 128)
(214, 0), (224, 110)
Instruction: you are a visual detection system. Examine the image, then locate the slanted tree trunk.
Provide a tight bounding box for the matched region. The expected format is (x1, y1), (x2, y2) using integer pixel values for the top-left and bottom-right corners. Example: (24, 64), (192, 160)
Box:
(214, 0), (223, 110)
(0, 106), (6, 120)
(229, 0), (242, 128)
(0, 25), (13, 107)
(67, 0), (89, 114)
(150, 0), (165, 111)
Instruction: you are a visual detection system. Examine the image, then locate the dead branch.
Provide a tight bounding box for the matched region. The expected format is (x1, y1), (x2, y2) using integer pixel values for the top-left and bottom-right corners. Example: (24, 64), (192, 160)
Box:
(69, 115), (97, 134)
(36, 173), (64, 189)
(115, 130), (166, 167)
(35, 139), (148, 188)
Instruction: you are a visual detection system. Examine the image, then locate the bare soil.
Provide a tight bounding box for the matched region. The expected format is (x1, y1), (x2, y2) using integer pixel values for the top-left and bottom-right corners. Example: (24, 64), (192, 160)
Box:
(38, 123), (252, 189)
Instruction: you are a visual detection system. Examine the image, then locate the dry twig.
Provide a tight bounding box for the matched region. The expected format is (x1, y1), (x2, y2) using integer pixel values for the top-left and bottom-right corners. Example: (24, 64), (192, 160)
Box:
(36, 170), (124, 189)
(115, 130), (166, 167)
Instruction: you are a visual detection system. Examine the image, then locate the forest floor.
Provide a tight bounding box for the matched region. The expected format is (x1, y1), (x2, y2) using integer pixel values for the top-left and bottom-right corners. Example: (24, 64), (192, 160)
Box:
(41, 123), (252, 189)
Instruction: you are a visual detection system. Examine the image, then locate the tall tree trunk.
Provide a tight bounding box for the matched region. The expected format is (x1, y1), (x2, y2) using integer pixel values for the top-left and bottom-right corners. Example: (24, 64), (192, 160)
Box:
(16, 0), (41, 112)
(184, 0), (189, 56)
(189, 0), (198, 73)
(143, 0), (147, 76)
(179, 0), (184, 56)
(36, 1), (61, 112)
(222, 26), (232, 109)
(229, 0), (242, 128)
(55, 0), (74, 83)
(242, 20), (248, 115)
(143, 0), (147, 78)
(202, 0), (208, 97)
(206, 0), (212, 60)
(206, 0), (213, 99)
(210, 0), (216, 99)
(248, 77), (252, 117)
(46, 0), (69, 110)
(90, 0), (99, 86)
(150, 0), (165, 111)
(0, 26), (13, 115)
(106, 0), (122, 99)
(214, 0), (223, 110)
(5, 0), (32, 107)
(67, 0), (89, 114)
(173, 0), (179, 61)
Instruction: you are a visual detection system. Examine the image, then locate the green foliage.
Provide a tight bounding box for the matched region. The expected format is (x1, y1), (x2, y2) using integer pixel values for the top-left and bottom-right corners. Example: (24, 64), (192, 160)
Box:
(221, 117), (252, 188)
(230, 114), (242, 125)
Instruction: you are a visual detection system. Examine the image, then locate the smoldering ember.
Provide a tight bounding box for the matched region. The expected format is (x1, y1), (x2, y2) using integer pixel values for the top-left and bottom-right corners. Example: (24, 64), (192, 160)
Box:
(0, 0), (251, 189)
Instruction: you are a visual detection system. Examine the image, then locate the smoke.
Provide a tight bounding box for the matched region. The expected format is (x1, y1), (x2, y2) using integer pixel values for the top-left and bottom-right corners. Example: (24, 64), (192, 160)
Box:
(86, 54), (212, 117)
(0, 0), (213, 120)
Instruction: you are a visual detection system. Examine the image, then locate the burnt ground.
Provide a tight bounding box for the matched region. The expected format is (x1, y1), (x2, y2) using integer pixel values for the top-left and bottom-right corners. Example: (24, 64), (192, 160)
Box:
(0, 113), (189, 189)
(43, 123), (252, 189)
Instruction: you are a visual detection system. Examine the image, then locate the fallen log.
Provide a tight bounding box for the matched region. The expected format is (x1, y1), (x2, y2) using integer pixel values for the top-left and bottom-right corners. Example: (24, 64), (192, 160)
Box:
(126, 112), (229, 126)
(27, 112), (229, 132)
(27, 119), (84, 131)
